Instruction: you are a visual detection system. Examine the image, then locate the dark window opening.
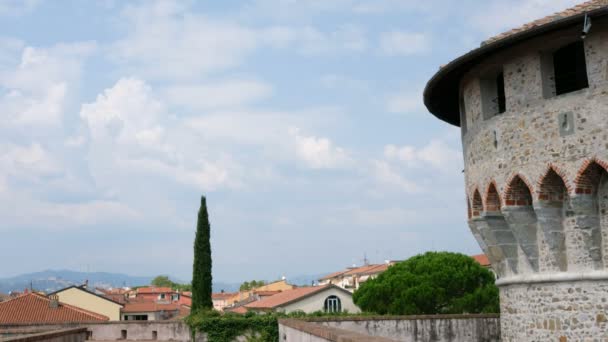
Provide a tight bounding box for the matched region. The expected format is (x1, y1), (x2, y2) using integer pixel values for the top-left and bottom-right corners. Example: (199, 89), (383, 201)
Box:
(496, 72), (506, 114)
(121, 330), (127, 340)
(152, 331), (158, 340)
(323, 295), (342, 313)
(553, 41), (588, 95)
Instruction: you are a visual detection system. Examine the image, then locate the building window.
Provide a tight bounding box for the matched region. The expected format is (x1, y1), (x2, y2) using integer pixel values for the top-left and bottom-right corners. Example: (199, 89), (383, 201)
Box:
(324, 295), (341, 313)
(553, 41), (588, 95)
(480, 69), (506, 119)
(159, 293), (166, 300)
(124, 314), (148, 321)
(495, 72), (506, 114)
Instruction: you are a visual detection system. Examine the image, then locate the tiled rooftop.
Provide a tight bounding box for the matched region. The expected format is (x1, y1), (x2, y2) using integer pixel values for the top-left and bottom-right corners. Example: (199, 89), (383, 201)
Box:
(245, 285), (330, 309)
(485, 0), (608, 44)
(0, 293), (108, 323)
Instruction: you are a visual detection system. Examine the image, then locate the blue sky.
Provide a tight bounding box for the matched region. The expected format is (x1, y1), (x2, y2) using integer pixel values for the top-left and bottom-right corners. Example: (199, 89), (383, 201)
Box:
(0, 0), (581, 283)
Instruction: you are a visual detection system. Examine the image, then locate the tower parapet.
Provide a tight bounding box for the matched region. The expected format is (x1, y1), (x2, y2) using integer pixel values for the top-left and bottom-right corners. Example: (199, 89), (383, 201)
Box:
(425, 1), (608, 340)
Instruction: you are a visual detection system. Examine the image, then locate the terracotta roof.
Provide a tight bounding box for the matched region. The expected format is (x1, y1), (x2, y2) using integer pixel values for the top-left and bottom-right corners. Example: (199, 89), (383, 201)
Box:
(245, 285), (332, 309)
(225, 306), (248, 314)
(254, 290), (282, 297)
(472, 254), (491, 267)
(343, 264), (386, 276)
(212, 292), (236, 300)
(486, 0), (608, 44)
(0, 293), (109, 323)
(182, 291), (192, 297)
(122, 302), (180, 313)
(319, 269), (350, 281)
(136, 287), (174, 294)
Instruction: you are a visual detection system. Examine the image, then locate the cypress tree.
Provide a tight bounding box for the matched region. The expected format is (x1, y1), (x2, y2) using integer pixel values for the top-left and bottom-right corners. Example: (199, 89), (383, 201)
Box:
(191, 195), (213, 312)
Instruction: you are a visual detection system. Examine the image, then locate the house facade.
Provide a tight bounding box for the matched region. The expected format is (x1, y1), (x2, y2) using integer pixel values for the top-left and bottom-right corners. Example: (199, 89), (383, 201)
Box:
(245, 285), (360, 314)
(50, 285), (123, 321)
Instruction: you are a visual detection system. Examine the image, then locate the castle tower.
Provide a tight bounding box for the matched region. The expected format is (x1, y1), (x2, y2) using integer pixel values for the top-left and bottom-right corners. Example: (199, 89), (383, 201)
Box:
(424, 1), (608, 340)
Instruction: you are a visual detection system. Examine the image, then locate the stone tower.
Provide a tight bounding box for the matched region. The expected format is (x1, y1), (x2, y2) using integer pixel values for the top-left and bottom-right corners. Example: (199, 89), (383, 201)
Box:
(424, 1), (608, 340)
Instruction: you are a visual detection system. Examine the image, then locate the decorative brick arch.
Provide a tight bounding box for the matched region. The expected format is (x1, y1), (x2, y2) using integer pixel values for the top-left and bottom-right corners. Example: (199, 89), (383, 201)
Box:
(504, 174), (534, 206)
(485, 181), (502, 212)
(471, 189), (483, 217)
(538, 165), (571, 201)
(574, 158), (608, 194)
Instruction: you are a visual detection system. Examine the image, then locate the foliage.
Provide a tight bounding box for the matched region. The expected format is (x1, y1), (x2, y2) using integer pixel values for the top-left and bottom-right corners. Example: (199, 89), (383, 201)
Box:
(151, 275), (173, 287)
(239, 280), (267, 291)
(186, 310), (371, 342)
(150, 276), (192, 292)
(353, 251), (499, 315)
(192, 195), (213, 312)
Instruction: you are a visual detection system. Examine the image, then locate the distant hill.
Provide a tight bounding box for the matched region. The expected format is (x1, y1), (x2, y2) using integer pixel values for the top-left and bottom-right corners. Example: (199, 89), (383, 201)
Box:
(0, 270), (154, 293)
(0, 270), (331, 294)
(0, 269), (242, 294)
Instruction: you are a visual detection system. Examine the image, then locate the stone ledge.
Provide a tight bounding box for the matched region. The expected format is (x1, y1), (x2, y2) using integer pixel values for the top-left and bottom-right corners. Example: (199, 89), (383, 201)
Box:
(302, 313), (499, 322)
(2, 328), (87, 342)
(279, 319), (397, 342)
(496, 271), (608, 286)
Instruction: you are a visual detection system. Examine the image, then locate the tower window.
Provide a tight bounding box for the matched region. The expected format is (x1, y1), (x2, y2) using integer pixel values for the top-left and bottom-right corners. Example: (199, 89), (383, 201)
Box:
(553, 41), (588, 95)
(480, 69), (506, 119)
(496, 72), (506, 114)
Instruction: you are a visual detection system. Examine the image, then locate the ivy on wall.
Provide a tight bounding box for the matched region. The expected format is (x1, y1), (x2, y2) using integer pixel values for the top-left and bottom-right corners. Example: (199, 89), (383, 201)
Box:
(186, 310), (366, 342)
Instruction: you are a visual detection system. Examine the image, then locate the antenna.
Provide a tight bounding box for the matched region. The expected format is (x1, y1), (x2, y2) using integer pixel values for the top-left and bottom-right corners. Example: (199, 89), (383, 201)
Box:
(582, 13), (592, 39)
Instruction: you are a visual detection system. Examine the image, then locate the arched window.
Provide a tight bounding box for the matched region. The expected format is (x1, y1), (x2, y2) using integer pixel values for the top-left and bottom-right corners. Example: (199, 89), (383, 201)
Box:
(324, 295), (341, 313)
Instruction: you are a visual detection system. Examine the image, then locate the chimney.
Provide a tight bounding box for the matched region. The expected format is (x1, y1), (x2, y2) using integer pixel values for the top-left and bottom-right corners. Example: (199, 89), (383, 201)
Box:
(49, 295), (59, 309)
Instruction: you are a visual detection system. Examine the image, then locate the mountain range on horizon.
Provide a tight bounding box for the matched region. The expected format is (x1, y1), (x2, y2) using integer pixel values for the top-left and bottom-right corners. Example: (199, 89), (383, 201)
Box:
(0, 269), (329, 294)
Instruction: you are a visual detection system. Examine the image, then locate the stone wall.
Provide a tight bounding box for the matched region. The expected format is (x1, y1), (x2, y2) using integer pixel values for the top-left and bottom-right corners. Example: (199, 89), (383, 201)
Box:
(291, 315), (500, 342)
(2, 328), (87, 342)
(279, 319), (397, 342)
(500, 280), (608, 341)
(0, 322), (191, 342)
(456, 14), (608, 341)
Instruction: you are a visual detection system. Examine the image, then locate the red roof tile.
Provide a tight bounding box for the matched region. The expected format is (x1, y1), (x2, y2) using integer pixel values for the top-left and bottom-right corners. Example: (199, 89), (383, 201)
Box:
(472, 254), (491, 267)
(245, 285), (331, 309)
(212, 292), (236, 300)
(319, 269), (350, 281)
(122, 302), (180, 313)
(486, 0), (608, 44)
(0, 293), (108, 323)
(136, 287), (174, 294)
(253, 290), (282, 297)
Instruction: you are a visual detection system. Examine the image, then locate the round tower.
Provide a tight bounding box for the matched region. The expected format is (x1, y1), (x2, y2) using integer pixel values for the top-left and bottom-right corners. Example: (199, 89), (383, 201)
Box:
(424, 2), (608, 340)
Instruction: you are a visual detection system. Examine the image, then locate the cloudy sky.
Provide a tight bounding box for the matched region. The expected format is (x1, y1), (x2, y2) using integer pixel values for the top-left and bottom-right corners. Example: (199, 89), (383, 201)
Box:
(0, 0), (581, 283)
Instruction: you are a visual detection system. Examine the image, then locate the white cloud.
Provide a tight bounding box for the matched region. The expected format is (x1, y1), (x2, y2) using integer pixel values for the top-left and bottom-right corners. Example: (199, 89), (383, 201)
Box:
(386, 87), (425, 114)
(164, 80), (272, 110)
(0, 42), (95, 126)
(0, 0), (39, 16)
(372, 160), (421, 193)
(379, 31), (430, 56)
(384, 140), (462, 170)
(113, 2), (257, 80)
(290, 127), (351, 169)
(81, 77), (240, 191)
(470, 0), (580, 36)
(0, 142), (61, 182)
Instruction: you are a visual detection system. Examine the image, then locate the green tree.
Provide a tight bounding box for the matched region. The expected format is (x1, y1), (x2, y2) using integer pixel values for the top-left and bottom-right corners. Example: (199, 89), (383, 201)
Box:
(239, 281), (250, 291)
(192, 195), (213, 312)
(353, 252), (499, 315)
(151, 275), (174, 288)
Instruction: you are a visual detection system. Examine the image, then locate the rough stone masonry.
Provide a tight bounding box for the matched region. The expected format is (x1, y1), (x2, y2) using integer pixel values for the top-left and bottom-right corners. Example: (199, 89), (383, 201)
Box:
(423, 1), (608, 341)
